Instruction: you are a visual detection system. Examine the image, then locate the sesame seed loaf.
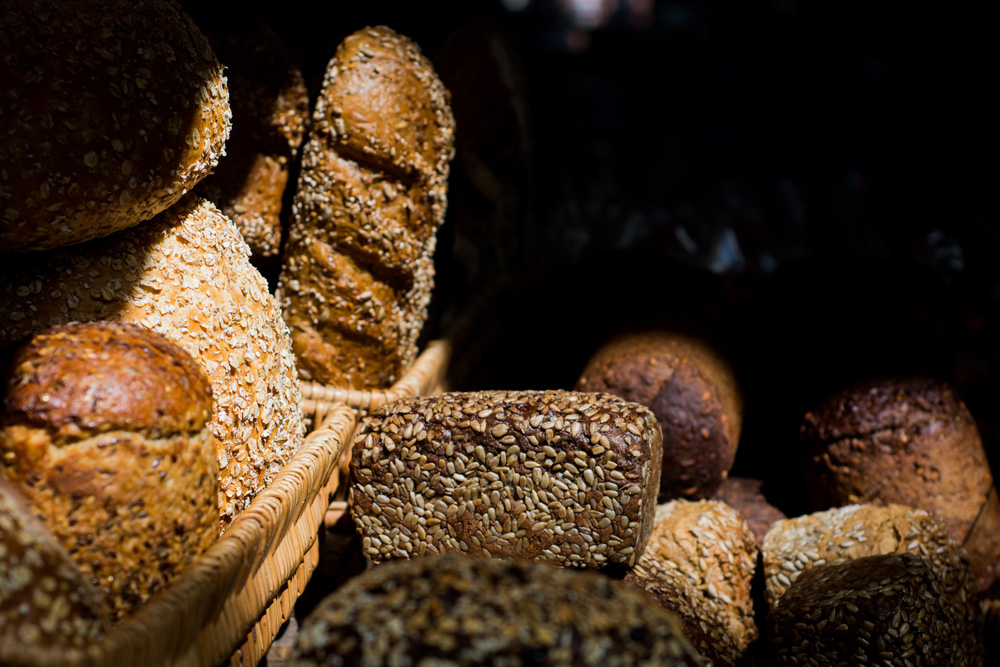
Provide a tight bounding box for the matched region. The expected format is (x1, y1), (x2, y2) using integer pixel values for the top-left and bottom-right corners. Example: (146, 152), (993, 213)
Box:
(196, 17), (309, 259)
(576, 329), (742, 500)
(290, 554), (705, 667)
(0, 195), (305, 526)
(800, 377), (1000, 592)
(0, 322), (219, 622)
(278, 25), (456, 388)
(0, 0), (230, 253)
(768, 553), (982, 666)
(625, 499), (759, 666)
(712, 476), (787, 546)
(349, 390), (663, 569)
(0, 477), (110, 651)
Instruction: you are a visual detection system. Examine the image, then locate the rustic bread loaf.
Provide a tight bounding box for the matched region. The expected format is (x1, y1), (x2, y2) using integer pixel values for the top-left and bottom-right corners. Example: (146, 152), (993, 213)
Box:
(0, 0), (230, 253)
(576, 329), (742, 500)
(768, 553), (982, 667)
(712, 476), (787, 545)
(625, 499), (759, 666)
(196, 17), (309, 259)
(0, 322), (218, 622)
(0, 477), (110, 652)
(278, 25), (456, 388)
(800, 377), (1000, 592)
(350, 390), (662, 569)
(0, 195), (305, 526)
(290, 554), (704, 667)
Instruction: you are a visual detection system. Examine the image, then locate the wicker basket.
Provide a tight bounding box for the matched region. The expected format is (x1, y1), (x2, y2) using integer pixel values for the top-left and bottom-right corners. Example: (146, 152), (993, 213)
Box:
(1, 402), (355, 667)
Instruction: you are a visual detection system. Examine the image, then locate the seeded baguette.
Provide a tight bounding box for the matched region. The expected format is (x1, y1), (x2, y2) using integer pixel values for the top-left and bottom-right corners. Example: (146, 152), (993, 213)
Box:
(349, 390), (663, 569)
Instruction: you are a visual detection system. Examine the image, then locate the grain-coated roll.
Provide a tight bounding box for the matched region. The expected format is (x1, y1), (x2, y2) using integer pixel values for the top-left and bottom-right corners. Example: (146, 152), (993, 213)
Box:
(0, 322), (218, 621)
(290, 554), (704, 667)
(800, 377), (1000, 592)
(0, 195), (305, 526)
(576, 329), (742, 500)
(0, 0), (230, 253)
(712, 477), (787, 546)
(278, 25), (456, 388)
(349, 390), (663, 569)
(625, 499), (759, 666)
(0, 478), (110, 651)
(768, 554), (982, 667)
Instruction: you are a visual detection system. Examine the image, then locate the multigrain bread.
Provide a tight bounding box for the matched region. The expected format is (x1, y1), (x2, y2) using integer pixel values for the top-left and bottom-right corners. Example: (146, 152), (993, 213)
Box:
(625, 500), (759, 666)
(0, 195), (304, 526)
(196, 17), (309, 259)
(0, 477), (110, 651)
(712, 476), (787, 546)
(0, 0), (230, 253)
(278, 25), (456, 388)
(0, 322), (218, 622)
(349, 390), (663, 569)
(768, 553), (982, 667)
(800, 377), (1000, 592)
(290, 554), (705, 667)
(576, 329), (742, 500)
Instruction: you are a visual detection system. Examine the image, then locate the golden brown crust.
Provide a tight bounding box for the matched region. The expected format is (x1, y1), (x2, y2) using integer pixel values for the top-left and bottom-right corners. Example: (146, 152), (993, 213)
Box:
(279, 26), (455, 388)
(0, 0), (230, 253)
(0, 477), (110, 649)
(576, 330), (742, 500)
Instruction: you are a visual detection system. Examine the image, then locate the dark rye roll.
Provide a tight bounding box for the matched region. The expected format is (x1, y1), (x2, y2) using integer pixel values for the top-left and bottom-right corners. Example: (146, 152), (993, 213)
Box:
(290, 554), (704, 667)
(768, 553), (982, 667)
(576, 329), (742, 500)
(800, 377), (1000, 592)
(712, 477), (787, 546)
(349, 390), (663, 569)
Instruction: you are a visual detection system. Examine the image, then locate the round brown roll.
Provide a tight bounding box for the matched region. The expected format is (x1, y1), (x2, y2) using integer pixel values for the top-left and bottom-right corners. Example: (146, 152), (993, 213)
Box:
(0, 477), (110, 653)
(290, 554), (704, 667)
(0, 321), (219, 622)
(576, 329), (742, 500)
(712, 476), (787, 546)
(0, 0), (230, 253)
(800, 377), (1000, 592)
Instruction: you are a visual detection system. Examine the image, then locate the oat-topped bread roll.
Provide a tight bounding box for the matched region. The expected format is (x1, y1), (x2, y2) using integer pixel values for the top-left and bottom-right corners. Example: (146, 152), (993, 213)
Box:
(0, 478), (110, 652)
(196, 17), (309, 259)
(712, 476), (787, 546)
(768, 553), (982, 667)
(290, 554), (705, 667)
(576, 329), (742, 500)
(0, 0), (230, 253)
(0, 195), (304, 526)
(350, 390), (663, 569)
(625, 500), (759, 666)
(800, 377), (1000, 592)
(0, 322), (218, 621)
(278, 25), (456, 388)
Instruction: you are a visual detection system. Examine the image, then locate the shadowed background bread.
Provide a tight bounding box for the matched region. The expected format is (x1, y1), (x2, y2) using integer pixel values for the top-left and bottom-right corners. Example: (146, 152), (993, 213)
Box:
(278, 25), (456, 388)
(0, 477), (110, 651)
(576, 329), (742, 500)
(712, 476), (787, 546)
(0, 0), (230, 253)
(800, 377), (1000, 592)
(290, 554), (705, 667)
(0, 195), (304, 526)
(0, 322), (218, 622)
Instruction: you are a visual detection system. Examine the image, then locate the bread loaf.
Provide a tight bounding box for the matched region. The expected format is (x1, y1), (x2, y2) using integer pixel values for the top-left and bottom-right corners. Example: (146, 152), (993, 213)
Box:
(278, 25), (456, 388)
(0, 0), (230, 253)
(0, 477), (110, 652)
(0, 195), (305, 525)
(800, 377), (1000, 592)
(0, 322), (218, 621)
(290, 554), (704, 667)
(625, 499), (759, 666)
(350, 390), (662, 569)
(576, 329), (742, 499)
(712, 476), (787, 545)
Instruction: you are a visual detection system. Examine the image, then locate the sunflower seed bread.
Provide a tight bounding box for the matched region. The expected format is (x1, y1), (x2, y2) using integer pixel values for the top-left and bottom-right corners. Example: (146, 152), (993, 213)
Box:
(278, 25), (456, 388)
(0, 322), (219, 622)
(0, 195), (305, 526)
(0, 0), (230, 253)
(290, 554), (705, 667)
(349, 390), (663, 569)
